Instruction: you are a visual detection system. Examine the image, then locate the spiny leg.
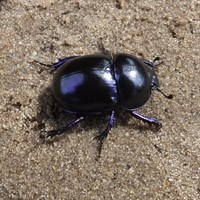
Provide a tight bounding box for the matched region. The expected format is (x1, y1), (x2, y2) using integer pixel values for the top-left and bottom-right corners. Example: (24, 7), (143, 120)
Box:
(131, 110), (162, 130)
(40, 116), (84, 139)
(30, 56), (77, 70)
(94, 110), (115, 156)
(52, 56), (77, 69)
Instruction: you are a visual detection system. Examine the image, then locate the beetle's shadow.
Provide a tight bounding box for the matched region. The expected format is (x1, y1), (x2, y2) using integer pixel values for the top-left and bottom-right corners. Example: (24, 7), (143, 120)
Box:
(36, 87), (157, 144)
(36, 87), (113, 140)
(36, 87), (101, 140)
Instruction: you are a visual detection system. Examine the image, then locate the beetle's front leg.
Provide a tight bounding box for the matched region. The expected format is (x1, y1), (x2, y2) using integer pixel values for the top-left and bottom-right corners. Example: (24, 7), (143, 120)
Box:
(131, 110), (162, 130)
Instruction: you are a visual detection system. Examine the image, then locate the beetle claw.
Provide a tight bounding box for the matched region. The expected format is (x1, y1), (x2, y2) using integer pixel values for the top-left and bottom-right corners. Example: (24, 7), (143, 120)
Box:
(39, 131), (51, 139)
(145, 118), (162, 131)
(151, 121), (162, 131)
(40, 129), (61, 139)
(39, 131), (48, 139)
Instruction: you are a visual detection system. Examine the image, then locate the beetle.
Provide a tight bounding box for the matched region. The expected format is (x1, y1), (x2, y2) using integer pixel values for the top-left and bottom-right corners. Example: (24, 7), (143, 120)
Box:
(38, 53), (172, 155)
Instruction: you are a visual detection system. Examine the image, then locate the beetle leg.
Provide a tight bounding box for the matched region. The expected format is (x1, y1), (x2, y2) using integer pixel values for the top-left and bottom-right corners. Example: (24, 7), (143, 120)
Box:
(30, 56), (77, 70)
(131, 110), (162, 130)
(52, 56), (77, 69)
(94, 110), (115, 156)
(40, 116), (84, 139)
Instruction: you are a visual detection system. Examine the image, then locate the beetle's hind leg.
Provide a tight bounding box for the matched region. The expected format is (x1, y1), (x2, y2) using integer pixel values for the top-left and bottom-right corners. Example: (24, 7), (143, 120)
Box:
(131, 110), (162, 130)
(40, 116), (84, 139)
(52, 56), (77, 69)
(94, 110), (115, 156)
(30, 56), (77, 70)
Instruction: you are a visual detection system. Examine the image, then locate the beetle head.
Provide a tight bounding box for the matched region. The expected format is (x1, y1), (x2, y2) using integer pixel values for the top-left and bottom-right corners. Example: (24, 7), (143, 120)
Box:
(144, 57), (173, 99)
(142, 57), (160, 90)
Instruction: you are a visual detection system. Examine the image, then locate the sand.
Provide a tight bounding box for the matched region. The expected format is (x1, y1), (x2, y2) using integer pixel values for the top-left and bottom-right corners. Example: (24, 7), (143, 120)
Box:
(0, 0), (199, 199)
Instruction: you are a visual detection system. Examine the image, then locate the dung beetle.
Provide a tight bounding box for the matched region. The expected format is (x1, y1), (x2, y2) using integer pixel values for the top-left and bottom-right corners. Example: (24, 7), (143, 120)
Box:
(37, 52), (172, 155)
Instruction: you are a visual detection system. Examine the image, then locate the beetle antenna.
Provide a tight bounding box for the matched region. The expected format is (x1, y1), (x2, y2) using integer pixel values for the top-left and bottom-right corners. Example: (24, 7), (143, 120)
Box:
(152, 57), (164, 68)
(156, 88), (173, 99)
(153, 57), (161, 63)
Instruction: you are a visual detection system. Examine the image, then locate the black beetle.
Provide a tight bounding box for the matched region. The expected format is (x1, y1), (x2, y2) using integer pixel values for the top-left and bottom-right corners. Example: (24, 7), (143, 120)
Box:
(38, 53), (172, 155)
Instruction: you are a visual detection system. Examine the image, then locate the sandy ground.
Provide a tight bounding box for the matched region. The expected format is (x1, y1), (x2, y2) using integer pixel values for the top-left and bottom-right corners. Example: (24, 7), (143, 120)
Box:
(0, 0), (200, 199)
